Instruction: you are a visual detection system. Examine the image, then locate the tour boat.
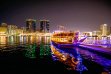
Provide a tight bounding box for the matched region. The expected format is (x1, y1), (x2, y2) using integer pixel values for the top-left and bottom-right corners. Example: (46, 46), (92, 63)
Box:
(50, 30), (87, 71)
(51, 31), (87, 48)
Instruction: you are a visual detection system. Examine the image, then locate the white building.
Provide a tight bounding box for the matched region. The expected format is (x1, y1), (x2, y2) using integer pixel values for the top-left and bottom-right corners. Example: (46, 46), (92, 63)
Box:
(100, 24), (108, 36)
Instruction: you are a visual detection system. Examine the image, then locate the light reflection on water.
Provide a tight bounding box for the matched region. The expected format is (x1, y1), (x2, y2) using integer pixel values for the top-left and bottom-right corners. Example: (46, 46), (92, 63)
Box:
(77, 47), (111, 72)
(0, 36), (51, 47)
(50, 42), (87, 71)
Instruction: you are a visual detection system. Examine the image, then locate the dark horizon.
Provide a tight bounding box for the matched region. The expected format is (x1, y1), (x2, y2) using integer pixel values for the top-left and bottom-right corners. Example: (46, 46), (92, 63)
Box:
(0, 0), (111, 32)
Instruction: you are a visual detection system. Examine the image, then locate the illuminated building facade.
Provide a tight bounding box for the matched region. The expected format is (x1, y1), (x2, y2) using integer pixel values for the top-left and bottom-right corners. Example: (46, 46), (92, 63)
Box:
(1, 23), (8, 27)
(0, 26), (7, 35)
(58, 25), (65, 31)
(7, 25), (18, 36)
(82, 32), (92, 36)
(26, 19), (36, 32)
(40, 20), (49, 33)
(92, 31), (101, 37)
(0, 23), (8, 44)
(100, 24), (108, 36)
(21, 27), (27, 33)
(16, 28), (23, 35)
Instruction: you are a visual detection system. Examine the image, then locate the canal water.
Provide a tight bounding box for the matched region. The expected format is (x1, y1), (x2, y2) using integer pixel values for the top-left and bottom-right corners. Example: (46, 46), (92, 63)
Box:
(77, 47), (111, 74)
(0, 36), (111, 74)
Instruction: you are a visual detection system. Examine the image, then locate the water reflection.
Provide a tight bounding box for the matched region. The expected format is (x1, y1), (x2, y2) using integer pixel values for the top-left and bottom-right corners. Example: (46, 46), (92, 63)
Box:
(0, 36), (7, 47)
(0, 36), (51, 47)
(78, 47), (111, 72)
(50, 43), (87, 71)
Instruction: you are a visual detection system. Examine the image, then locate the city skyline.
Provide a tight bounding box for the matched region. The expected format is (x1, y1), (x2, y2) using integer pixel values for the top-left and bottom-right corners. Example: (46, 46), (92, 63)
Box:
(0, 0), (111, 32)
(0, 20), (110, 33)
(0, 1), (111, 73)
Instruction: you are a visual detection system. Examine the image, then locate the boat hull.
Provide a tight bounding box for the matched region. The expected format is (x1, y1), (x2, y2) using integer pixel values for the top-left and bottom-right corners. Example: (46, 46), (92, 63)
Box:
(51, 41), (77, 49)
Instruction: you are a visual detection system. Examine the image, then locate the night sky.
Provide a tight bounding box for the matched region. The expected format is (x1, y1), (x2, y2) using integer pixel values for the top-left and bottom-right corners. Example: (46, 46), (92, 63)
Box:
(0, 0), (111, 32)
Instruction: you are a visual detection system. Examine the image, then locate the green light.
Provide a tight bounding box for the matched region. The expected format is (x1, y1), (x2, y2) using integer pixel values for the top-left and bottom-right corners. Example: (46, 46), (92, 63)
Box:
(45, 45), (51, 55)
(40, 42), (45, 56)
(25, 43), (36, 59)
(39, 42), (51, 57)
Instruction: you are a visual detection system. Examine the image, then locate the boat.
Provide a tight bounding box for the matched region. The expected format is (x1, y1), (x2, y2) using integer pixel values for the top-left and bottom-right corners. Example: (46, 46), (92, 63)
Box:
(50, 30), (87, 71)
(51, 31), (87, 48)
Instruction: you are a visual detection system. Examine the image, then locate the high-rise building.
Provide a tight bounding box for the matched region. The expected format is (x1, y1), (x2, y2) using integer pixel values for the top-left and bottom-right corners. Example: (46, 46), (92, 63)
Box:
(100, 24), (108, 36)
(26, 19), (36, 32)
(40, 20), (49, 33)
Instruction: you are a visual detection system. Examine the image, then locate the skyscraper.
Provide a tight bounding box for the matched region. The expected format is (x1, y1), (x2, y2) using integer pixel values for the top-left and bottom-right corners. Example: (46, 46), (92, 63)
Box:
(40, 20), (49, 33)
(26, 19), (36, 32)
(100, 24), (108, 36)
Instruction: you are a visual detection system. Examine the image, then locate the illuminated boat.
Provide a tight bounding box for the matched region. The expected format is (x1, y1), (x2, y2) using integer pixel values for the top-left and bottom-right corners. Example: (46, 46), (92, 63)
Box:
(50, 30), (87, 71)
(51, 31), (87, 48)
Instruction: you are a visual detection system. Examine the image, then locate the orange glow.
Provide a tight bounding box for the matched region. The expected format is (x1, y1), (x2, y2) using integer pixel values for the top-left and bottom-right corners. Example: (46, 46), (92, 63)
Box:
(51, 32), (74, 44)
(0, 36), (7, 44)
